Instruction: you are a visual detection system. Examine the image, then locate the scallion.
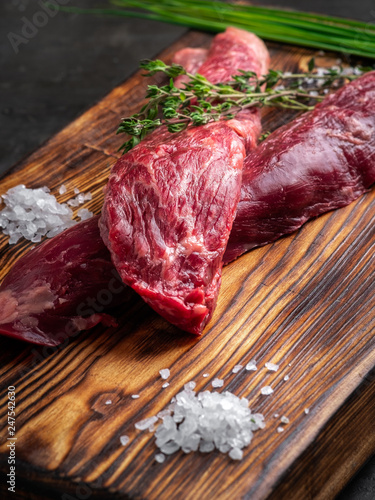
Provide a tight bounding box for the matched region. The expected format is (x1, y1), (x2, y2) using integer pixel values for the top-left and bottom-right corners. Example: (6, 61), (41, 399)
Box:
(58, 0), (375, 59)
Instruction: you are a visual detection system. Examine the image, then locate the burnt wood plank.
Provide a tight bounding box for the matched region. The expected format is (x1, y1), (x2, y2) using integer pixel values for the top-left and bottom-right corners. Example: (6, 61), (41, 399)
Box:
(0, 30), (374, 500)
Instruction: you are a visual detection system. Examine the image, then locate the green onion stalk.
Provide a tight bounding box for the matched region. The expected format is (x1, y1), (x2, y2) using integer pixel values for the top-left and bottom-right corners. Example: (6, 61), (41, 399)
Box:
(54, 0), (375, 59)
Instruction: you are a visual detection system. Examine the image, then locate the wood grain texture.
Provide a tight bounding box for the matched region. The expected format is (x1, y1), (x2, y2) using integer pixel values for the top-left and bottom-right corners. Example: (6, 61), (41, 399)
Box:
(0, 30), (374, 500)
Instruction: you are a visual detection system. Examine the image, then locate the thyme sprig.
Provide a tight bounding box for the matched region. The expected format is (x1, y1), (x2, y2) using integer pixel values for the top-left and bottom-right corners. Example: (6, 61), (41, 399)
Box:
(117, 58), (364, 153)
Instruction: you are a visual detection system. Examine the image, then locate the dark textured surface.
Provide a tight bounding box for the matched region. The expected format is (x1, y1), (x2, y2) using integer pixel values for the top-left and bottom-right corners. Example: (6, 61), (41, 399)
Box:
(0, 1), (374, 499)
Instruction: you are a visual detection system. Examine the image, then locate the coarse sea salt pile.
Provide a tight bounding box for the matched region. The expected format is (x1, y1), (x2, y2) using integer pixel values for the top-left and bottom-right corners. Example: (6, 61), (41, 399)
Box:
(136, 383), (265, 462)
(0, 184), (93, 244)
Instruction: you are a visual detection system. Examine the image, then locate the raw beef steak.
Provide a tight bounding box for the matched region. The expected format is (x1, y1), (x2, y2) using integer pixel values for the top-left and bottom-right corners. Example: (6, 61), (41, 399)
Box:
(173, 27), (269, 87)
(225, 72), (375, 262)
(0, 216), (130, 346)
(100, 118), (256, 335)
(100, 28), (269, 335)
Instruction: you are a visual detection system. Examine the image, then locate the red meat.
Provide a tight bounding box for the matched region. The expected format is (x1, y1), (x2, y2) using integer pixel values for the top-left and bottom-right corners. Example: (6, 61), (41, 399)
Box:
(100, 118), (256, 335)
(100, 28), (269, 335)
(0, 216), (129, 346)
(225, 72), (375, 262)
(173, 27), (269, 87)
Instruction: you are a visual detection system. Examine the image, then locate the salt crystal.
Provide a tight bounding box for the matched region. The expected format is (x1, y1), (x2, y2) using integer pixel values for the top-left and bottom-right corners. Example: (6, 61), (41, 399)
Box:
(284, 375), (290, 381)
(120, 435), (129, 446)
(160, 440), (180, 455)
(0, 185), (78, 244)
(260, 386), (273, 396)
(159, 368), (170, 380)
(77, 193), (85, 204)
(74, 188), (80, 195)
(155, 453), (165, 463)
(162, 383), (170, 389)
(265, 362), (279, 372)
(135, 416), (159, 431)
(184, 381), (196, 391)
(105, 400), (112, 405)
(212, 378), (224, 388)
(277, 427), (285, 433)
(59, 185), (67, 195)
(66, 198), (77, 207)
(199, 440), (215, 453)
(149, 388), (264, 460)
(132, 394), (140, 399)
(280, 416), (290, 424)
(229, 447), (243, 460)
(245, 361), (257, 371)
(304, 408), (310, 414)
(84, 192), (92, 201)
(232, 364), (243, 374)
(202, 373), (209, 378)
(157, 409), (172, 419)
(77, 208), (93, 221)
(273, 413), (279, 418)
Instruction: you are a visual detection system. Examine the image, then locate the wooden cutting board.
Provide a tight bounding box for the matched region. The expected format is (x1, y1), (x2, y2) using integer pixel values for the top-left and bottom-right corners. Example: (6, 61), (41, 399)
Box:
(0, 30), (374, 500)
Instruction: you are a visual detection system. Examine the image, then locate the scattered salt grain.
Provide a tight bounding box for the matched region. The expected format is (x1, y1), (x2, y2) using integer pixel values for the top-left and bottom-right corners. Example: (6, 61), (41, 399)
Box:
(212, 378), (224, 388)
(260, 386), (274, 396)
(151, 388), (265, 460)
(245, 361), (257, 371)
(0, 185), (95, 244)
(265, 362), (279, 372)
(132, 394), (140, 399)
(277, 426), (285, 433)
(157, 409), (172, 419)
(135, 416), (159, 431)
(120, 435), (130, 446)
(159, 369), (170, 380)
(284, 375), (290, 381)
(162, 383), (170, 389)
(155, 453), (166, 463)
(280, 416), (290, 424)
(67, 191), (92, 208)
(202, 373), (209, 378)
(105, 400), (112, 405)
(77, 208), (93, 221)
(229, 447), (243, 461)
(232, 364), (243, 374)
(304, 408), (310, 414)
(0, 185), (76, 244)
(273, 413), (280, 418)
(67, 198), (80, 207)
(184, 381), (196, 391)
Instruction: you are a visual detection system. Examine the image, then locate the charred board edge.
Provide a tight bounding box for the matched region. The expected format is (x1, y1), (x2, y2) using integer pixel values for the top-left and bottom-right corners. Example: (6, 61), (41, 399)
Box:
(265, 367), (375, 500)
(1, 366), (374, 500)
(0, 27), (374, 500)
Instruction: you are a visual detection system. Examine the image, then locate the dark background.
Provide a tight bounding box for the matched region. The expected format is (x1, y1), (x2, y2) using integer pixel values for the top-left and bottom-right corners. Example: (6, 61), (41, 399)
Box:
(1, 1), (374, 498)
